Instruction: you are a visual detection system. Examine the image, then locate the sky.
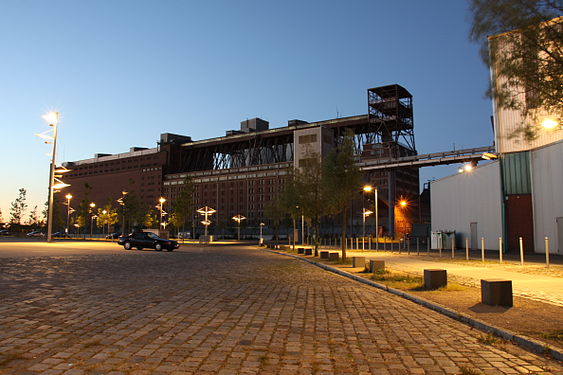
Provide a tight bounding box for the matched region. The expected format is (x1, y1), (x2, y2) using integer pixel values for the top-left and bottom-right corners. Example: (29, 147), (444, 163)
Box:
(0, 0), (494, 223)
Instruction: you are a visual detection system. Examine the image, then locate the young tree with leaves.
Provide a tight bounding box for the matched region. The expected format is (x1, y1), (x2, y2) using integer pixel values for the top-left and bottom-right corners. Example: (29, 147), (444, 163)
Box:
(9, 188), (28, 225)
(322, 134), (362, 262)
(169, 177), (194, 235)
(469, 0), (562, 139)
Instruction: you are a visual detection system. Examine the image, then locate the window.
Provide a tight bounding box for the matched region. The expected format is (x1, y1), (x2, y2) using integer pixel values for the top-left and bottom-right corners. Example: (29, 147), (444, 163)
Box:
(298, 134), (317, 144)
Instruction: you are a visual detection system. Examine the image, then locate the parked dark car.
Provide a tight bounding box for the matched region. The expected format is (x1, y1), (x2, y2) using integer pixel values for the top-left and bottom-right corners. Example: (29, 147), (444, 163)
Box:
(0, 229), (11, 236)
(106, 232), (121, 239)
(52, 232), (69, 238)
(118, 231), (179, 251)
(26, 231), (45, 237)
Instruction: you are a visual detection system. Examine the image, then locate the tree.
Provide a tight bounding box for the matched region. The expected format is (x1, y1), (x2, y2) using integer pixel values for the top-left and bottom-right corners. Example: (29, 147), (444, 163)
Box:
(169, 177), (194, 234)
(97, 205), (118, 233)
(27, 205), (40, 228)
(469, 0), (562, 139)
(291, 153), (327, 254)
(322, 134), (362, 262)
(9, 188), (28, 225)
(143, 207), (158, 228)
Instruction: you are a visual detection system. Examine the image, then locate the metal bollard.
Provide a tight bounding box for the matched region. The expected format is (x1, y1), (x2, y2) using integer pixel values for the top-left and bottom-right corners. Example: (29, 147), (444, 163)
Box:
(499, 237), (503, 263)
(451, 237), (455, 259)
(481, 237), (485, 262)
(427, 237), (430, 254)
(465, 238), (469, 260)
(545, 237), (550, 268)
(416, 237), (420, 255)
(519, 236), (524, 266)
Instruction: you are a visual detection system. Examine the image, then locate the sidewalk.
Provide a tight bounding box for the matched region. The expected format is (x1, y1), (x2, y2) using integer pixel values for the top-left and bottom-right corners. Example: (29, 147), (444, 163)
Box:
(322, 248), (563, 307)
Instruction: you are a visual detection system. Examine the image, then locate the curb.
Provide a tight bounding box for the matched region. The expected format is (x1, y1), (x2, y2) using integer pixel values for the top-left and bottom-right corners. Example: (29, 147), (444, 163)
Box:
(264, 248), (562, 362)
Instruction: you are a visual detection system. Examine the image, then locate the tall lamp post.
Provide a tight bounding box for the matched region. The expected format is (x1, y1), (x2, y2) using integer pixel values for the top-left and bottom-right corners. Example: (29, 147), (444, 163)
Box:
(102, 209), (108, 236)
(362, 208), (373, 251)
(158, 197), (166, 230)
(363, 185), (378, 250)
(259, 222), (265, 245)
(117, 191), (128, 234)
(89, 202), (96, 238)
(42, 112), (59, 242)
(232, 215), (246, 241)
(65, 193), (73, 235)
(196, 206), (216, 238)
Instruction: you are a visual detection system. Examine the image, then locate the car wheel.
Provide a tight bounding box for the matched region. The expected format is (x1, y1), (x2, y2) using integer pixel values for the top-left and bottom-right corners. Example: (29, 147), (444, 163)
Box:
(155, 243), (163, 251)
(124, 242), (132, 250)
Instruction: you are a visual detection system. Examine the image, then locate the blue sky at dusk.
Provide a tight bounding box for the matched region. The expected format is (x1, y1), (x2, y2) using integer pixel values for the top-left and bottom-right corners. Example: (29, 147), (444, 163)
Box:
(0, 0), (493, 222)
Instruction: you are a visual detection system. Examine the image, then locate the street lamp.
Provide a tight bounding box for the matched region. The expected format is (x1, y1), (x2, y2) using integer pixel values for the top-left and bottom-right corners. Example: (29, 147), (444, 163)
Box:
(158, 197), (166, 231)
(259, 222), (265, 245)
(362, 208), (373, 251)
(117, 191), (128, 234)
(196, 206), (216, 238)
(90, 201), (96, 238)
(102, 209), (108, 236)
(65, 193), (73, 235)
(363, 185), (378, 250)
(41, 111), (59, 242)
(232, 215), (246, 241)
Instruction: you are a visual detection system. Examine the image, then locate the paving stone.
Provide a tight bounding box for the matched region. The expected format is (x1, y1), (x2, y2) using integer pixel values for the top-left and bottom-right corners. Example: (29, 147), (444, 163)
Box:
(0, 246), (561, 374)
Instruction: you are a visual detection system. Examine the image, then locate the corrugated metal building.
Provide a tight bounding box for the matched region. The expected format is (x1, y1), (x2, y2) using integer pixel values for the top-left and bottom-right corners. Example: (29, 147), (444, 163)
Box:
(431, 162), (502, 250)
(431, 140), (563, 254)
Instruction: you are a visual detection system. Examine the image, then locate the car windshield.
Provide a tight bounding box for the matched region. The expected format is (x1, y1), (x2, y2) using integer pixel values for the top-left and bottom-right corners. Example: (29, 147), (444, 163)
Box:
(147, 232), (161, 240)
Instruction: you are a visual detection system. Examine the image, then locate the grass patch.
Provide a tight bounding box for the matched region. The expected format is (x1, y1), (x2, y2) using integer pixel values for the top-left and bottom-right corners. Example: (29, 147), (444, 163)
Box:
(543, 330), (563, 341)
(330, 258), (352, 265)
(477, 334), (501, 346)
(370, 269), (423, 289)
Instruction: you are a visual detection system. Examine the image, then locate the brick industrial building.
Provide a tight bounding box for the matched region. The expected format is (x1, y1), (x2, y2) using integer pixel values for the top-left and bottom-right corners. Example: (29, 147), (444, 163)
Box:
(62, 84), (421, 238)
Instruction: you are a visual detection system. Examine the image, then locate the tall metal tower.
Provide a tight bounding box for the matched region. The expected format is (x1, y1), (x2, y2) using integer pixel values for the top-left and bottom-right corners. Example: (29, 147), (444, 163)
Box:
(367, 84), (417, 238)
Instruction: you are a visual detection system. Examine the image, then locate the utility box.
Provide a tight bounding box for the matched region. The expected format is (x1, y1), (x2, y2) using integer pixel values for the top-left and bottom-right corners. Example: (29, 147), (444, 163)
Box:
(431, 231), (455, 249)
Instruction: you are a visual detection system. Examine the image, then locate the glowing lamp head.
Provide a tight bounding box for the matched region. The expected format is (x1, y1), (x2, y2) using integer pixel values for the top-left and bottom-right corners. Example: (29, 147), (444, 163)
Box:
(541, 118), (558, 129)
(89, 202), (96, 208)
(399, 200), (408, 208)
(159, 197), (166, 204)
(363, 185), (373, 193)
(65, 193), (73, 200)
(464, 164), (474, 172)
(102, 210), (107, 215)
(42, 111), (59, 125)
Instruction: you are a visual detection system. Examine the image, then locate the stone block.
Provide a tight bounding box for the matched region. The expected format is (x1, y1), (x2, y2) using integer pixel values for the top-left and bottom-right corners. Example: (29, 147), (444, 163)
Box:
(424, 269), (447, 290)
(320, 251), (329, 259)
(481, 279), (513, 307)
(304, 248), (313, 256)
(352, 257), (366, 268)
(368, 260), (385, 273)
(328, 252), (339, 261)
(297, 248), (305, 254)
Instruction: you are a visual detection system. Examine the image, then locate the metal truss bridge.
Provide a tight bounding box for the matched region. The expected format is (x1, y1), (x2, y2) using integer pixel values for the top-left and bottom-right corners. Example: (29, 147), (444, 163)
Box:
(357, 146), (497, 171)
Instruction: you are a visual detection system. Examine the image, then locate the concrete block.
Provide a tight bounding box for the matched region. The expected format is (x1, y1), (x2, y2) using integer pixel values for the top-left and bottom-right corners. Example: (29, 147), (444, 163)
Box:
(481, 279), (513, 307)
(368, 260), (385, 273)
(304, 248), (313, 256)
(297, 248), (304, 254)
(320, 251), (329, 259)
(352, 257), (366, 268)
(424, 269), (447, 290)
(328, 252), (339, 261)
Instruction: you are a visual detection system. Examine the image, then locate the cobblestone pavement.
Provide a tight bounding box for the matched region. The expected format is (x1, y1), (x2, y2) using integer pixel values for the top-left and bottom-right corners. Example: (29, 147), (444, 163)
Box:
(0, 246), (561, 375)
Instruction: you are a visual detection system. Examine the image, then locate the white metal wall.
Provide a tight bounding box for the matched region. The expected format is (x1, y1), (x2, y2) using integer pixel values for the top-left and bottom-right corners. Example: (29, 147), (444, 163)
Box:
(531, 140), (563, 254)
(431, 162), (502, 250)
